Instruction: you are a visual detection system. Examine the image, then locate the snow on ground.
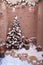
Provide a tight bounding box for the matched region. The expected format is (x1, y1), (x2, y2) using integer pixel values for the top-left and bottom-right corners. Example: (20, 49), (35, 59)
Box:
(0, 55), (32, 65)
(1, 45), (43, 65)
(15, 45), (43, 60)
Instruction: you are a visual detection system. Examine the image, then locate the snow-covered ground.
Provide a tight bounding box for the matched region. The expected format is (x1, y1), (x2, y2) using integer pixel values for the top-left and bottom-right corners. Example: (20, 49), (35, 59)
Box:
(0, 45), (43, 65)
(0, 55), (32, 65)
(11, 45), (43, 61)
(5, 45), (43, 61)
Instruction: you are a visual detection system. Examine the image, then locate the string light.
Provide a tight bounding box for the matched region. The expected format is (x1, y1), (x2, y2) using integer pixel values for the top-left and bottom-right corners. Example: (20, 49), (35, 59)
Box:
(2, 0), (39, 7)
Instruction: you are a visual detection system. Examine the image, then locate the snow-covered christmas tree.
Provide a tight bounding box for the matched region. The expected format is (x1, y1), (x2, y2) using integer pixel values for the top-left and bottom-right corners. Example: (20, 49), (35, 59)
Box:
(6, 16), (38, 50)
(6, 16), (24, 50)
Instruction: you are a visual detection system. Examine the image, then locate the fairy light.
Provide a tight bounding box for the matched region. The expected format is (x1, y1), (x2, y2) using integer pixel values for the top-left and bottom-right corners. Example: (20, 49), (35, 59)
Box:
(2, 0), (39, 7)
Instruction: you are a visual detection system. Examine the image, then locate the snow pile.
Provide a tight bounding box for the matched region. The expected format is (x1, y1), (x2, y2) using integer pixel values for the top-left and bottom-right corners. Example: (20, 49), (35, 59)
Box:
(16, 45), (43, 60)
(17, 48), (27, 54)
(5, 45), (43, 61)
(27, 46), (43, 60)
(0, 55), (32, 65)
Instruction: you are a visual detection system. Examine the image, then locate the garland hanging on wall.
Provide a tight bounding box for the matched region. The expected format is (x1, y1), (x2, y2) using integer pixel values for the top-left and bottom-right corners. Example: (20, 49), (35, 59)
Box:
(3, 0), (39, 7)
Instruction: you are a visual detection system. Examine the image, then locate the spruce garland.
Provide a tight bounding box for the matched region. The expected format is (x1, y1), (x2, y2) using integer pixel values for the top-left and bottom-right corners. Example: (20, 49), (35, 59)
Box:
(3, 0), (39, 7)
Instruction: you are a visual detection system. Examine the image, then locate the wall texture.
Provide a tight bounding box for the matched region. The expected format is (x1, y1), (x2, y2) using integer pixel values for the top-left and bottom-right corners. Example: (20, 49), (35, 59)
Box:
(0, 1), (43, 48)
(7, 5), (38, 39)
(0, 2), (8, 41)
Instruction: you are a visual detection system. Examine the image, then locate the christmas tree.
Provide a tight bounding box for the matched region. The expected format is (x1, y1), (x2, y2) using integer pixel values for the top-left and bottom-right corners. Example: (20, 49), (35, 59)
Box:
(6, 16), (24, 50)
(6, 16), (37, 50)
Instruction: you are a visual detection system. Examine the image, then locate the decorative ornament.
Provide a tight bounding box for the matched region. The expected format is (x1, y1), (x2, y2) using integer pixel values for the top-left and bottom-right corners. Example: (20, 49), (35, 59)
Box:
(36, 45), (42, 51)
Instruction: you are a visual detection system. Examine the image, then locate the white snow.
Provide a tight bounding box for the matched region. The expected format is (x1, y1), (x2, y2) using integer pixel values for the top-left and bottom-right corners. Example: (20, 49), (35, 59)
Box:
(0, 55), (32, 65)
(2, 44), (43, 65)
(15, 45), (43, 60)
(5, 45), (43, 61)
(27, 45), (43, 60)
